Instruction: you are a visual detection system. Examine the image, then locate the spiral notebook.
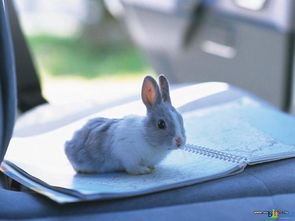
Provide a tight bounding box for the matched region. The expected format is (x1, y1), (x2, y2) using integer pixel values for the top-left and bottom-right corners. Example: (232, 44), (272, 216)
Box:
(1, 97), (295, 203)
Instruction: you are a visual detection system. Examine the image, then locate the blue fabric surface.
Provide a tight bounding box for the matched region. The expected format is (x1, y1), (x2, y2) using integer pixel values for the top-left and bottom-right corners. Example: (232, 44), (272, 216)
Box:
(28, 194), (295, 221)
(0, 157), (294, 219)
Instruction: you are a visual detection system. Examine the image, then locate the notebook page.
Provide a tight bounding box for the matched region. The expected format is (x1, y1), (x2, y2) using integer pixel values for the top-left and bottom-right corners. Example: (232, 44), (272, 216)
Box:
(3, 126), (243, 201)
(184, 98), (295, 164)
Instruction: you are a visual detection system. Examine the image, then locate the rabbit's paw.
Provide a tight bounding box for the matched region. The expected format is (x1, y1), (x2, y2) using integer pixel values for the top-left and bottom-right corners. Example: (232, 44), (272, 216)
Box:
(126, 165), (153, 175)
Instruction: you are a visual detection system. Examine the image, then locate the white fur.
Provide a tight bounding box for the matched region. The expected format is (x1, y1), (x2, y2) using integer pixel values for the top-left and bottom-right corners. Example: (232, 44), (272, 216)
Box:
(110, 115), (170, 174)
(170, 110), (184, 145)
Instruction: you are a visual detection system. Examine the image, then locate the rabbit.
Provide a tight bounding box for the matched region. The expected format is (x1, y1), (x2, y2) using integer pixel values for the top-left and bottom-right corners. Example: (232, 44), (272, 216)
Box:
(65, 75), (186, 175)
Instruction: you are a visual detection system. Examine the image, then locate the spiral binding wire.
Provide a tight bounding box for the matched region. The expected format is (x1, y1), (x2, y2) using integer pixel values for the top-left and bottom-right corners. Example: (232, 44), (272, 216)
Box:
(181, 144), (248, 164)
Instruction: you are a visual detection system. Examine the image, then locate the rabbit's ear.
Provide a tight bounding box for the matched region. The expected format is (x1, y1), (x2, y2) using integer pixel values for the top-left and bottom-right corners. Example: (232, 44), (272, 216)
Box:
(142, 76), (162, 109)
(159, 75), (171, 104)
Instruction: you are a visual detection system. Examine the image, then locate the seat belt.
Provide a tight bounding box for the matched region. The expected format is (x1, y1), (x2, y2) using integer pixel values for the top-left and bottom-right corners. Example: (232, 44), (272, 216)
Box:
(0, 0), (17, 164)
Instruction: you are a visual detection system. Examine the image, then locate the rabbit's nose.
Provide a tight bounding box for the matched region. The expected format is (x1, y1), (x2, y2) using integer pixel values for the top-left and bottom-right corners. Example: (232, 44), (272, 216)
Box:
(175, 137), (182, 147)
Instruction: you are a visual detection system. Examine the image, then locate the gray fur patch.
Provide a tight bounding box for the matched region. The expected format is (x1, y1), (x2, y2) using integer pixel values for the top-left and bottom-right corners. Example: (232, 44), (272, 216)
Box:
(143, 102), (185, 147)
(65, 118), (121, 173)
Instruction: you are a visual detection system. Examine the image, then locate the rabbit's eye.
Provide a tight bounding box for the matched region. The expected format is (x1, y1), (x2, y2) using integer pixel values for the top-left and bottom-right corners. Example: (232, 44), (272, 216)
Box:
(158, 120), (166, 129)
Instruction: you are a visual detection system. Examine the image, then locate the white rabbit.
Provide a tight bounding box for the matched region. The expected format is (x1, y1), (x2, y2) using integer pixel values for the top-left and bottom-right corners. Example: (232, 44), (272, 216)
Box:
(65, 75), (186, 175)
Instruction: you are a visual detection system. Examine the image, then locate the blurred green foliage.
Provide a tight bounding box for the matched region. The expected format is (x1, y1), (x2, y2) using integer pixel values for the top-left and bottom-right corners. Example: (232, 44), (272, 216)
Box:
(27, 35), (150, 79)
